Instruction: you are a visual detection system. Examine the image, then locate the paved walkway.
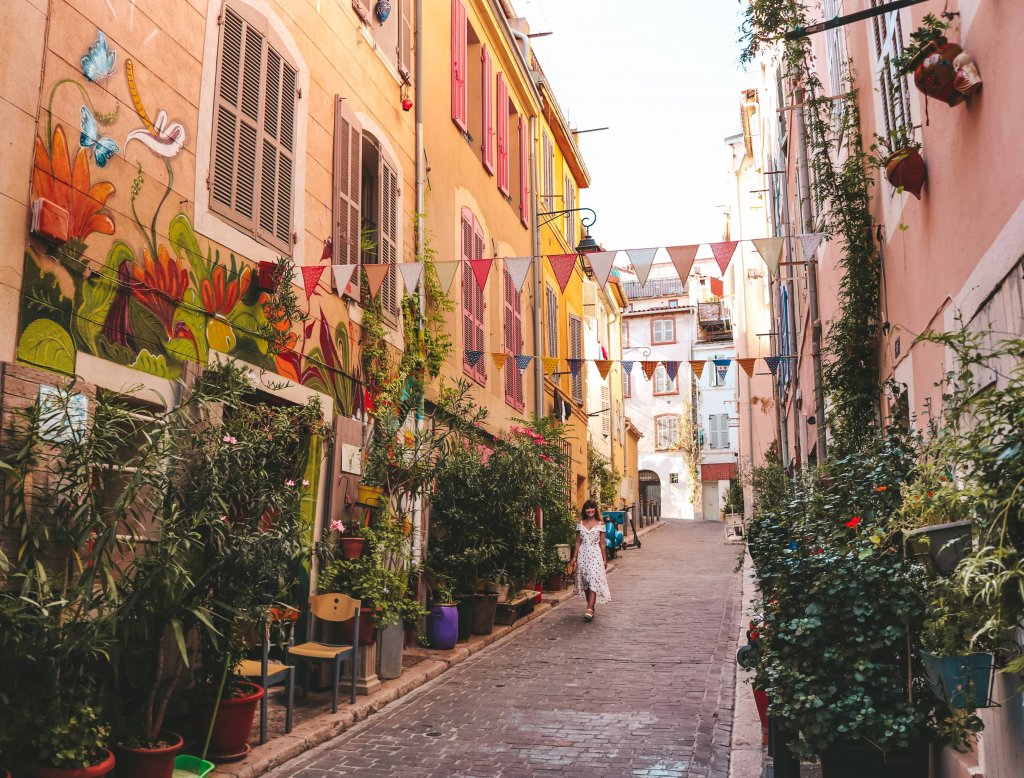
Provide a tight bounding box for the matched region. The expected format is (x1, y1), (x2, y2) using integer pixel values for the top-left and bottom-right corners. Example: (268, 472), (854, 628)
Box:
(267, 521), (743, 777)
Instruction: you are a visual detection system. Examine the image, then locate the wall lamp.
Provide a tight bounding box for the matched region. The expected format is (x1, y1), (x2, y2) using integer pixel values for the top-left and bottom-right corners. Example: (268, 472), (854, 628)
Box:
(536, 207), (600, 277)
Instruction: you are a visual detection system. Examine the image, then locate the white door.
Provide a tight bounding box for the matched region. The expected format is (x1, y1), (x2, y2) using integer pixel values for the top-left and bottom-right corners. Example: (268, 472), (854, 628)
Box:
(701, 482), (719, 521)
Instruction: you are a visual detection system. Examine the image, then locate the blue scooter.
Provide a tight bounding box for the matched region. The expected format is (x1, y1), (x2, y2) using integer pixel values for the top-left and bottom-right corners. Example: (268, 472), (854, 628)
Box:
(602, 510), (626, 559)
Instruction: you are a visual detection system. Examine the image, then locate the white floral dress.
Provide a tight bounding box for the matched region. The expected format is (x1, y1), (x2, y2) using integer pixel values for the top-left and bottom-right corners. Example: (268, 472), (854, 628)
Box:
(574, 522), (611, 604)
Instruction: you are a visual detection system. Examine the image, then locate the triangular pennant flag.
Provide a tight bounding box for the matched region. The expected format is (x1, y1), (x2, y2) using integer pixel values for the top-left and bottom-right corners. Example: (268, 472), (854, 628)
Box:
(331, 265), (356, 297)
(621, 360), (634, 375)
(568, 359), (583, 378)
(641, 361), (659, 381)
(492, 352), (509, 372)
(738, 358), (757, 379)
(364, 264), (390, 298)
(710, 241), (738, 274)
(627, 248), (659, 287)
(514, 354), (533, 372)
(504, 257), (532, 293)
(764, 356), (782, 375)
(751, 237), (785, 277)
(665, 361), (680, 381)
(709, 277), (724, 298)
(469, 258), (493, 291)
(547, 253), (577, 293)
(690, 360), (706, 380)
(398, 262), (424, 293)
(434, 261), (461, 294)
(666, 245), (699, 285)
(465, 350), (484, 368)
(586, 251), (617, 290)
(594, 360), (612, 380)
(543, 357), (559, 377)
(799, 233), (826, 262)
(713, 358), (731, 384)
(301, 265), (325, 299)
(712, 358), (732, 367)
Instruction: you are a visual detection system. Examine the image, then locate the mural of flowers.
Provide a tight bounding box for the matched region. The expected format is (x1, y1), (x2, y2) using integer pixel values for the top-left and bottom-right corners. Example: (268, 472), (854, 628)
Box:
(200, 261), (252, 352)
(32, 125), (115, 252)
(131, 244), (189, 338)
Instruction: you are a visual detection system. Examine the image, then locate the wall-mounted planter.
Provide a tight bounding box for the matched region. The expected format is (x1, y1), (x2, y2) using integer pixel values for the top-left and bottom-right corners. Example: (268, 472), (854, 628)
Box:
(921, 650), (994, 709)
(355, 483), (384, 508)
(884, 148), (926, 199)
(904, 520), (972, 574)
(912, 38), (967, 106)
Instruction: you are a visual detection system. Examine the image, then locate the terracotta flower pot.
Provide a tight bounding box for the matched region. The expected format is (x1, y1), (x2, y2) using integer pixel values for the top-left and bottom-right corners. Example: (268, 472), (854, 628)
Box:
(191, 681), (264, 761)
(340, 608), (377, 645)
(884, 148), (926, 199)
(29, 750), (116, 778)
(913, 38), (966, 106)
(113, 732), (183, 778)
(339, 536), (366, 559)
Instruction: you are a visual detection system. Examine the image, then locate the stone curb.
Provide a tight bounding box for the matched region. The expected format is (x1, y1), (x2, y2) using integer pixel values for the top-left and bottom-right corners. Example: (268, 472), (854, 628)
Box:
(729, 548), (764, 778)
(212, 519), (668, 777)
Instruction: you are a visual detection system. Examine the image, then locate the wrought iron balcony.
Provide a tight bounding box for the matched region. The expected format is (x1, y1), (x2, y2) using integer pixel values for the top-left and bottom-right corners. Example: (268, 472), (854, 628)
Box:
(697, 302), (733, 342)
(622, 278), (687, 300)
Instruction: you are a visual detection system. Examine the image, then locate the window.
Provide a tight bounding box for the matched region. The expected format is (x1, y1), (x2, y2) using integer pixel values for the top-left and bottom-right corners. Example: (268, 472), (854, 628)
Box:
(564, 175), (575, 249)
(708, 413), (730, 449)
(503, 266), (524, 410)
(518, 116), (529, 227)
(360, 134), (399, 316)
(480, 45), (493, 173)
(545, 284), (558, 358)
(569, 314), (583, 404)
(461, 208), (486, 384)
(496, 74), (509, 195)
(451, 0), (467, 130)
(622, 368), (631, 398)
(653, 366), (677, 395)
(870, 1), (913, 150)
(824, 0), (848, 105)
(709, 356), (729, 387)
(352, 0), (412, 82)
(542, 134), (554, 211)
(652, 318), (675, 344)
(656, 416), (680, 450)
(600, 385), (611, 437)
(210, 2), (298, 253)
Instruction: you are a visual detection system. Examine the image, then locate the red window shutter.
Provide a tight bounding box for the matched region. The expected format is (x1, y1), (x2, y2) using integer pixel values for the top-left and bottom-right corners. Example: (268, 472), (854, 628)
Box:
(451, 0), (467, 130)
(496, 74), (508, 195)
(481, 46), (493, 174)
(473, 219), (487, 382)
(518, 115), (529, 226)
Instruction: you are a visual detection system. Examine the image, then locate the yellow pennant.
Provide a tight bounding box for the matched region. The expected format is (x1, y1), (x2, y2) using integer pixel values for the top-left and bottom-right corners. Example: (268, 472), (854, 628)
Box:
(543, 357), (559, 377)
(492, 353), (509, 372)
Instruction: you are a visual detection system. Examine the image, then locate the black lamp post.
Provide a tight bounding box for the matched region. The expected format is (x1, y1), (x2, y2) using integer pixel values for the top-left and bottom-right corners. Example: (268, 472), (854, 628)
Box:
(537, 207), (600, 277)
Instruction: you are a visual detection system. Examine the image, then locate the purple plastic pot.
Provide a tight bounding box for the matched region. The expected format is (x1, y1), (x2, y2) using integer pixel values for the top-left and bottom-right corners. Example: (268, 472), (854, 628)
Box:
(426, 603), (458, 650)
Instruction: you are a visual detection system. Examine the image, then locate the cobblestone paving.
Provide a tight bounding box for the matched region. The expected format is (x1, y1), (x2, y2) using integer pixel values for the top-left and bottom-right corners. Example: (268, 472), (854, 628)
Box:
(268, 521), (742, 777)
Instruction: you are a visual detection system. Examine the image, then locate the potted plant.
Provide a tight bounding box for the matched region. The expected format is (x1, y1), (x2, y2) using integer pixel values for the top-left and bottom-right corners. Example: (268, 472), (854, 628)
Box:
(873, 130), (925, 199)
(892, 14), (978, 106)
(425, 582), (459, 650)
(898, 462), (975, 575)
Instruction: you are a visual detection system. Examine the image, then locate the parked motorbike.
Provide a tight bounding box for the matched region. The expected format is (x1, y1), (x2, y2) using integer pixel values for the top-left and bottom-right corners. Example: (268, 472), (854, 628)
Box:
(602, 510), (626, 559)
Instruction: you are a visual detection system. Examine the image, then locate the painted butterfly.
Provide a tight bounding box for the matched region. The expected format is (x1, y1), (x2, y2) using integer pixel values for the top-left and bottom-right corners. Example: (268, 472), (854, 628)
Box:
(80, 106), (120, 168)
(81, 31), (116, 83)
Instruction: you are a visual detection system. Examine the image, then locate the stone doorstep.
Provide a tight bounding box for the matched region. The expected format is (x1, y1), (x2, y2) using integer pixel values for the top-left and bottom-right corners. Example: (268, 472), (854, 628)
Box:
(211, 519), (667, 777)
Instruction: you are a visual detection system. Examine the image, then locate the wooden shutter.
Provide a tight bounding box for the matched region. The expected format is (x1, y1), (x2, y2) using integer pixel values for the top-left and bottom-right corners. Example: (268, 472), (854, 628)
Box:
(472, 220), (486, 381)
(451, 0), (467, 130)
(379, 157), (399, 316)
(503, 267), (523, 409)
(601, 386), (611, 437)
(481, 45), (493, 174)
(546, 285), (558, 358)
(461, 209), (484, 383)
(259, 45), (296, 250)
(542, 134), (553, 210)
(518, 115), (529, 227)
(333, 96), (362, 297)
(398, 0), (413, 82)
(353, 0), (371, 24)
(569, 314), (583, 404)
(496, 74), (508, 195)
(564, 175), (575, 249)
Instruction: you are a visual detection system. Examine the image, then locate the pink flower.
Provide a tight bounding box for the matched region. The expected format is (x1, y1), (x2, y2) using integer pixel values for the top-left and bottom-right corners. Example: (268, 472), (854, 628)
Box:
(302, 479), (310, 487)
(286, 479), (296, 487)
(330, 519), (345, 533)
(222, 435), (238, 445)
(539, 454), (553, 463)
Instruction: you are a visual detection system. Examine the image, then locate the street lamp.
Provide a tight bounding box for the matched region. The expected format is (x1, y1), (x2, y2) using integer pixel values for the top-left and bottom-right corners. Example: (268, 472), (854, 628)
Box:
(537, 207), (600, 277)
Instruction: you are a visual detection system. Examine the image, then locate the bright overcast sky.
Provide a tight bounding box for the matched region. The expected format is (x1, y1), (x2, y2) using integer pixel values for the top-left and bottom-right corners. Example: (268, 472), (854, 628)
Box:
(522, 0), (751, 255)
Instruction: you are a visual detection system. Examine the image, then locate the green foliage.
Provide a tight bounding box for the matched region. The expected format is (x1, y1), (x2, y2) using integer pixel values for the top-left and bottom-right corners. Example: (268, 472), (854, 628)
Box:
(28, 704), (110, 770)
(587, 441), (621, 507)
(891, 14), (952, 76)
(257, 256), (306, 356)
(723, 479), (745, 516)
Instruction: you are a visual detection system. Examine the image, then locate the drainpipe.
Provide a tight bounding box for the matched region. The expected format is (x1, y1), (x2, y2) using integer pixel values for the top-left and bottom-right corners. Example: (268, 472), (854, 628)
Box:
(777, 157), (795, 471)
(509, 27), (531, 64)
(793, 88), (827, 461)
(412, 0), (425, 571)
(766, 168), (785, 461)
(531, 114), (544, 418)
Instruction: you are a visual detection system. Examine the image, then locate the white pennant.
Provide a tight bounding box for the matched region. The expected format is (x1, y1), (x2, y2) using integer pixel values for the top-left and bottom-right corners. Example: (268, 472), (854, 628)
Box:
(626, 248), (659, 287)
(504, 256), (533, 293)
(799, 233), (826, 262)
(751, 237), (785, 277)
(398, 262), (424, 293)
(586, 251), (617, 290)
(332, 264), (356, 297)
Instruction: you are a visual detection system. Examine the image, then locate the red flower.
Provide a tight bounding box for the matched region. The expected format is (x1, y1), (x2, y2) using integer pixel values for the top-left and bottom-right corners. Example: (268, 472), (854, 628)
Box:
(132, 244), (189, 337)
(845, 516), (861, 529)
(875, 485), (888, 493)
(927, 491), (935, 497)
(201, 262), (251, 315)
(815, 547), (824, 555)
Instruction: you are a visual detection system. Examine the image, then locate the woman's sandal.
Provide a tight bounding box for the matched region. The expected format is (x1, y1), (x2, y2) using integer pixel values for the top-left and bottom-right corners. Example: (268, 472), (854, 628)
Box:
(584, 609), (594, 622)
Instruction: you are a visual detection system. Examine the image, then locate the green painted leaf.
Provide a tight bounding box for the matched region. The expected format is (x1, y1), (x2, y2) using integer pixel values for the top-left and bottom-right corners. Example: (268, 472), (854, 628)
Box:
(131, 349), (171, 379)
(168, 214), (211, 286)
(77, 242), (134, 355)
(172, 288), (209, 364)
(17, 319), (76, 375)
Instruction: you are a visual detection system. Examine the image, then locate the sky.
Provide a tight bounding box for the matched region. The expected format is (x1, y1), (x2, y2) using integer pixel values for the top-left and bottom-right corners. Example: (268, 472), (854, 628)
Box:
(521, 0), (752, 257)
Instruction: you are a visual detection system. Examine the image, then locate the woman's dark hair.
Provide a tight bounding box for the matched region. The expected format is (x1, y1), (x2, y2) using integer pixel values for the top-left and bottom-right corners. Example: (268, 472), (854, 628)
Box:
(581, 499), (600, 519)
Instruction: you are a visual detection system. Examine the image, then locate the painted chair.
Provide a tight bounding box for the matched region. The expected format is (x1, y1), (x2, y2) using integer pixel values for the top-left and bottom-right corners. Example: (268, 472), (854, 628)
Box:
(288, 593), (361, 713)
(235, 606), (298, 744)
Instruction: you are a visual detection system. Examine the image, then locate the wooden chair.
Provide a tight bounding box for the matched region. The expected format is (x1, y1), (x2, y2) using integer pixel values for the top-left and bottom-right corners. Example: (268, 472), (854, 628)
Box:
(288, 593), (360, 713)
(236, 608), (297, 744)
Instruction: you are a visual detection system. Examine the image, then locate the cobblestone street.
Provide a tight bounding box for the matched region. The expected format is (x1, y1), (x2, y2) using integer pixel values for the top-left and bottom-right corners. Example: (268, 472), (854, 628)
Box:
(268, 521), (743, 777)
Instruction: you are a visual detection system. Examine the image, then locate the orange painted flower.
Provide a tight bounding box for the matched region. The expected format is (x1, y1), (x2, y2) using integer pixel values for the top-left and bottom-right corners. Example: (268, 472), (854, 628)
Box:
(33, 125), (115, 243)
(200, 263), (250, 315)
(132, 244), (189, 337)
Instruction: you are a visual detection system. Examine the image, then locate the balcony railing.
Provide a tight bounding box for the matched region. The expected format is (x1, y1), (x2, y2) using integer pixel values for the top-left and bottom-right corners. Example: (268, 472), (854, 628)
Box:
(697, 302), (733, 342)
(622, 278), (687, 300)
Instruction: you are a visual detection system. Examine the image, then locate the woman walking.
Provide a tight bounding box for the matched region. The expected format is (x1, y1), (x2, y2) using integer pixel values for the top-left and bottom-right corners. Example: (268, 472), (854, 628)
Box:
(571, 499), (611, 621)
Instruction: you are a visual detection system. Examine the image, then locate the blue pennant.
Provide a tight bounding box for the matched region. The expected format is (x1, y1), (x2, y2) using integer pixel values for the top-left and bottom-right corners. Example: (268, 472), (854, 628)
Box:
(666, 361), (680, 381)
(514, 354), (533, 371)
(465, 350), (484, 368)
(764, 356), (782, 375)
(568, 359), (582, 378)
(621, 360), (634, 374)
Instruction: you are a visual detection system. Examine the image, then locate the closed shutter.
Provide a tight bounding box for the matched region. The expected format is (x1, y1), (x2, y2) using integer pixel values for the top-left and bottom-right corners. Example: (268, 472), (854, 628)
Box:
(481, 46), (493, 173)
(398, 0), (413, 81)
(503, 267), (523, 409)
(473, 221), (487, 381)
(379, 157), (399, 316)
(333, 96), (362, 297)
(545, 285), (558, 358)
(601, 386), (611, 437)
(542, 134), (553, 211)
(352, 0), (371, 23)
(564, 175), (575, 249)
(260, 46), (296, 250)
(518, 115), (529, 226)
(496, 74), (508, 195)
(451, 0), (467, 130)
(569, 314), (583, 404)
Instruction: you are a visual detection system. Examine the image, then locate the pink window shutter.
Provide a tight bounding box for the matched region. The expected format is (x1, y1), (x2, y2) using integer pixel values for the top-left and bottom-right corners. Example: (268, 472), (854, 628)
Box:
(481, 46), (493, 173)
(503, 268), (515, 405)
(473, 219), (487, 381)
(496, 74), (508, 195)
(518, 115), (529, 226)
(461, 212), (474, 374)
(451, 0), (467, 130)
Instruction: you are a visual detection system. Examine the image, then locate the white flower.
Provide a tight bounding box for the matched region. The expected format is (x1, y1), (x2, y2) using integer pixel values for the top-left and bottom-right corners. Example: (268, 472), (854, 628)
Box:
(125, 110), (185, 159)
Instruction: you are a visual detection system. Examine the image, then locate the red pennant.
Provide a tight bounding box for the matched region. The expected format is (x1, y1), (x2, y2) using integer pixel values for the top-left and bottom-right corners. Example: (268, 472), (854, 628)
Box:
(738, 358), (757, 378)
(710, 241), (738, 274)
(469, 258), (493, 291)
(547, 254), (577, 293)
(301, 265), (325, 299)
(709, 277), (724, 297)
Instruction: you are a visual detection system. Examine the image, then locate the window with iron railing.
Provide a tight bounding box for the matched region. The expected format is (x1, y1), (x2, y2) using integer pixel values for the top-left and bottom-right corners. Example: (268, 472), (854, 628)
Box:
(622, 278), (687, 300)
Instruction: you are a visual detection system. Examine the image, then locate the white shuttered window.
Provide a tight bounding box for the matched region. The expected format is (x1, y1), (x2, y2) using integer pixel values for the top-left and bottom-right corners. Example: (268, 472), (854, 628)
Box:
(656, 416), (679, 450)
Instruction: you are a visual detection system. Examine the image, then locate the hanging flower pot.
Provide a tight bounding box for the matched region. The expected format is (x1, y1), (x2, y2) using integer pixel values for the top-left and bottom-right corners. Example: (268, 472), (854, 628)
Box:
(374, 0), (391, 23)
(356, 483), (384, 508)
(339, 536), (366, 559)
(884, 148), (926, 199)
(912, 38), (967, 106)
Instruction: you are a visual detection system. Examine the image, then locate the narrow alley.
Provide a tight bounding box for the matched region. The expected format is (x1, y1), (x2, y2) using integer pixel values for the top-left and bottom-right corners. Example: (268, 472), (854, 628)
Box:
(268, 522), (742, 778)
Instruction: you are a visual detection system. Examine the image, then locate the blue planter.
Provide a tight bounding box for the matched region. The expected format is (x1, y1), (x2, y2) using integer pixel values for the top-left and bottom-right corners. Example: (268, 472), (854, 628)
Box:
(426, 603), (458, 650)
(921, 650), (994, 709)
